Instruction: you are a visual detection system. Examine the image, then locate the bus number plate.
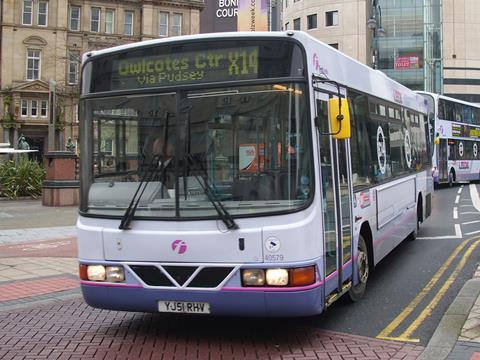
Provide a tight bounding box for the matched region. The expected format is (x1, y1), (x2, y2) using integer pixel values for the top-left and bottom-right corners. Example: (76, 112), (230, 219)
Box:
(158, 301), (210, 314)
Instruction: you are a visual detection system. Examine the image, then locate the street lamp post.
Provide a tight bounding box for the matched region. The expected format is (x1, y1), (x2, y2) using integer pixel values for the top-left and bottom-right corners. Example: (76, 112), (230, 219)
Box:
(367, 0), (385, 69)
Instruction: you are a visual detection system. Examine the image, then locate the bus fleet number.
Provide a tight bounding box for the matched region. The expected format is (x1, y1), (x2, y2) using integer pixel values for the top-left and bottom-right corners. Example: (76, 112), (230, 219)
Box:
(265, 254), (284, 262)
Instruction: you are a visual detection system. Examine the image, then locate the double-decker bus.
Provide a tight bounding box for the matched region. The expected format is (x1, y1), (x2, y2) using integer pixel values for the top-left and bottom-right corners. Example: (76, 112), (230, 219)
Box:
(417, 91), (480, 186)
(78, 31), (432, 316)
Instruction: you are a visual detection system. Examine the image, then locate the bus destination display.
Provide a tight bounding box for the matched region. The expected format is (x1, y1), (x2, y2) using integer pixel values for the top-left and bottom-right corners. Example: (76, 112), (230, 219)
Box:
(112, 47), (259, 89)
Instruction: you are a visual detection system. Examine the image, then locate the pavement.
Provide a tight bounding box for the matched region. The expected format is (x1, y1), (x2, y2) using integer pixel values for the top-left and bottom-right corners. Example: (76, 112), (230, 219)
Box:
(0, 199), (479, 359)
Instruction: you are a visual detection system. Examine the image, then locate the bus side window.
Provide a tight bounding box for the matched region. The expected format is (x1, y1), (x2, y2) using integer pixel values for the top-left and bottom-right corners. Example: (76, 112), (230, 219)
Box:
(371, 119), (392, 182)
(448, 140), (456, 160)
(438, 99), (445, 119)
(445, 100), (455, 121)
(389, 122), (406, 176)
(349, 91), (372, 190)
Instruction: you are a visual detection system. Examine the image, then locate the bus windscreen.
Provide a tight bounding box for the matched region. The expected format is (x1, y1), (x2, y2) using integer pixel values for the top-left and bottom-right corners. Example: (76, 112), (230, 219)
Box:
(83, 40), (305, 93)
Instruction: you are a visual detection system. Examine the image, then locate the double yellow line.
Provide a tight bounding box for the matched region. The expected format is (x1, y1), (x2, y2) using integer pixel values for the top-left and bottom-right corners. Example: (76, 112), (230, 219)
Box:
(377, 236), (480, 343)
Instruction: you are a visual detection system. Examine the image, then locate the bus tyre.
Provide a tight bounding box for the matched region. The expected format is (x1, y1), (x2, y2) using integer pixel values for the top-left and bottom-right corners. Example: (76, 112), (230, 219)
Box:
(449, 170), (455, 187)
(348, 235), (369, 302)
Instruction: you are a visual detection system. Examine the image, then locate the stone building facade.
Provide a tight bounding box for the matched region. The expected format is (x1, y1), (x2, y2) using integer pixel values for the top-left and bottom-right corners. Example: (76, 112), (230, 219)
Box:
(0, 0), (203, 158)
(282, 0), (369, 65)
(442, 0), (480, 102)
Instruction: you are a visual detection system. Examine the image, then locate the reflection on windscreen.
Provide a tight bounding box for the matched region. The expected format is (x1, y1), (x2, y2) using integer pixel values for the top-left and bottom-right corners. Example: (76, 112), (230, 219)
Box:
(86, 84), (313, 218)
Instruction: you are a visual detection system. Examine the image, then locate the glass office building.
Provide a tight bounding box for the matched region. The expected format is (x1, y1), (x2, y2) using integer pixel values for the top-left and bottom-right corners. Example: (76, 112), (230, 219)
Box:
(374, 0), (442, 92)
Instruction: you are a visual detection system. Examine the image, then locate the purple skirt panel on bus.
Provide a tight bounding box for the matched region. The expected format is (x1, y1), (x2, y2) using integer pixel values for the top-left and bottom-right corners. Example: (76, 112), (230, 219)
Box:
(80, 283), (323, 317)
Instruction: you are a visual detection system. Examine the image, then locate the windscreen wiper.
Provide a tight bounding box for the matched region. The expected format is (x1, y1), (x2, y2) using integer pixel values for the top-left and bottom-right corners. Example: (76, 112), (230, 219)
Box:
(120, 112), (172, 230)
(186, 154), (238, 230)
(118, 156), (164, 230)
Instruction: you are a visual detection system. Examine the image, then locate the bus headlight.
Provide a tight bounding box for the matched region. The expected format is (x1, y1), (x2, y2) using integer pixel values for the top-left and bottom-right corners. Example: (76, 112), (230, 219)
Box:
(242, 269), (265, 286)
(79, 264), (125, 282)
(106, 266), (125, 282)
(242, 266), (317, 287)
(86, 265), (106, 281)
(266, 268), (289, 286)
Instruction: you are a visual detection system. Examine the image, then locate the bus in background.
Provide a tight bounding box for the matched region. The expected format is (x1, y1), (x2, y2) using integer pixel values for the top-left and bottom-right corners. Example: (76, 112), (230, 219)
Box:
(417, 91), (480, 186)
(78, 31), (432, 316)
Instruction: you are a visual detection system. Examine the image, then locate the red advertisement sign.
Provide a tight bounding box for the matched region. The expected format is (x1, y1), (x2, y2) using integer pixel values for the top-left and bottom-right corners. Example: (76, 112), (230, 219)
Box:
(394, 56), (419, 69)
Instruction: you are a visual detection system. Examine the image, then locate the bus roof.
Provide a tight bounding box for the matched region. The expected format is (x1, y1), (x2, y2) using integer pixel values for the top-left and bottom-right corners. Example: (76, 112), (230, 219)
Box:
(82, 31), (289, 61)
(416, 91), (480, 109)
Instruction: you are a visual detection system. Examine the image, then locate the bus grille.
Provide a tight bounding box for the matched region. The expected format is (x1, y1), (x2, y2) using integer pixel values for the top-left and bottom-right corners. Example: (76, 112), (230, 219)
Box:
(129, 265), (235, 289)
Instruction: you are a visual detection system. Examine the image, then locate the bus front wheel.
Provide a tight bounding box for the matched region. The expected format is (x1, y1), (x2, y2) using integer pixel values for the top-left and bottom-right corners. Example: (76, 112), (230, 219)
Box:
(348, 235), (369, 302)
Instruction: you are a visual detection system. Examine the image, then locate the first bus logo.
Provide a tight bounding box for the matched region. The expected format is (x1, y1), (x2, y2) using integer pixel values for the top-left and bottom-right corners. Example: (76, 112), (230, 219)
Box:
(171, 240), (187, 254)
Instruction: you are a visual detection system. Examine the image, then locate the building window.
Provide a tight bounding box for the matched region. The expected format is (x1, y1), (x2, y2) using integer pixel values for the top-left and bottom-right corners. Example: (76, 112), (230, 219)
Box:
(23, 0), (33, 25)
(105, 9), (114, 34)
(104, 139), (113, 155)
(172, 13), (182, 36)
(68, 51), (80, 85)
(38, 1), (48, 26)
(307, 14), (317, 29)
(26, 49), (40, 81)
(31, 100), (38, 117)
(326, 11), (338, 27)
(159, 12), (169, 37)
(124, 10), (134, 35)
(293, 18), (301, 30)
(21, 100), (28, 117)
(69, 6), (80, 31)
(41, 100), (48, 117)
(329, 43), (339, 49)
(91, 7), (100, 32)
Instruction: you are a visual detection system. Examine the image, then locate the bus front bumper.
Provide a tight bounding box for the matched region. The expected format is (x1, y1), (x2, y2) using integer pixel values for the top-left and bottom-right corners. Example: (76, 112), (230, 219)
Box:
(80, 283), (323, 317)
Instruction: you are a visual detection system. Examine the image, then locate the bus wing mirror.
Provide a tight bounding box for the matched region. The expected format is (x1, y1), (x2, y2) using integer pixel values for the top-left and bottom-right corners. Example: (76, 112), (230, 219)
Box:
(328, 98), (351, 139)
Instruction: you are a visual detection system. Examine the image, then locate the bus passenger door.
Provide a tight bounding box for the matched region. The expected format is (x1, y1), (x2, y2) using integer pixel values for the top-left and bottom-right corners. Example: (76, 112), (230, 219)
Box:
(315, 90), (354, 306)
(438, 139), (448, 182)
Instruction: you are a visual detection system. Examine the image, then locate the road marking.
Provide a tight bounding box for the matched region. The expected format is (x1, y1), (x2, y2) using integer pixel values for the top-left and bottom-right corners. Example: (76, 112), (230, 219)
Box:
(462, 220), (480, 225)
(377, 239), (470, 341)
(470, 184), (480, 212)
(453, 207), (458, 219)
(466, 229), (480, 236)
(398, 238), (480, 341)
(417, 224), (462, 240)
(458, 187), (463, 194)
(460, 212), (480, 215)
(455, 195), (460, 204)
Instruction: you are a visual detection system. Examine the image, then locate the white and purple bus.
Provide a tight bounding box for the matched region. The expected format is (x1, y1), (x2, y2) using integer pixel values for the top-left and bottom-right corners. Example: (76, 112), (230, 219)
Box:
(78, 31), (432, 316)
(418, 91), (480, 186)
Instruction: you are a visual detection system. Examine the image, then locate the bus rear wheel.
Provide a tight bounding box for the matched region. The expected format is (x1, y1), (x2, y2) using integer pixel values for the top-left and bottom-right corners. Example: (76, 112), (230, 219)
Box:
(348, 235), (369, 302)
(449, 170), (455, 187)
